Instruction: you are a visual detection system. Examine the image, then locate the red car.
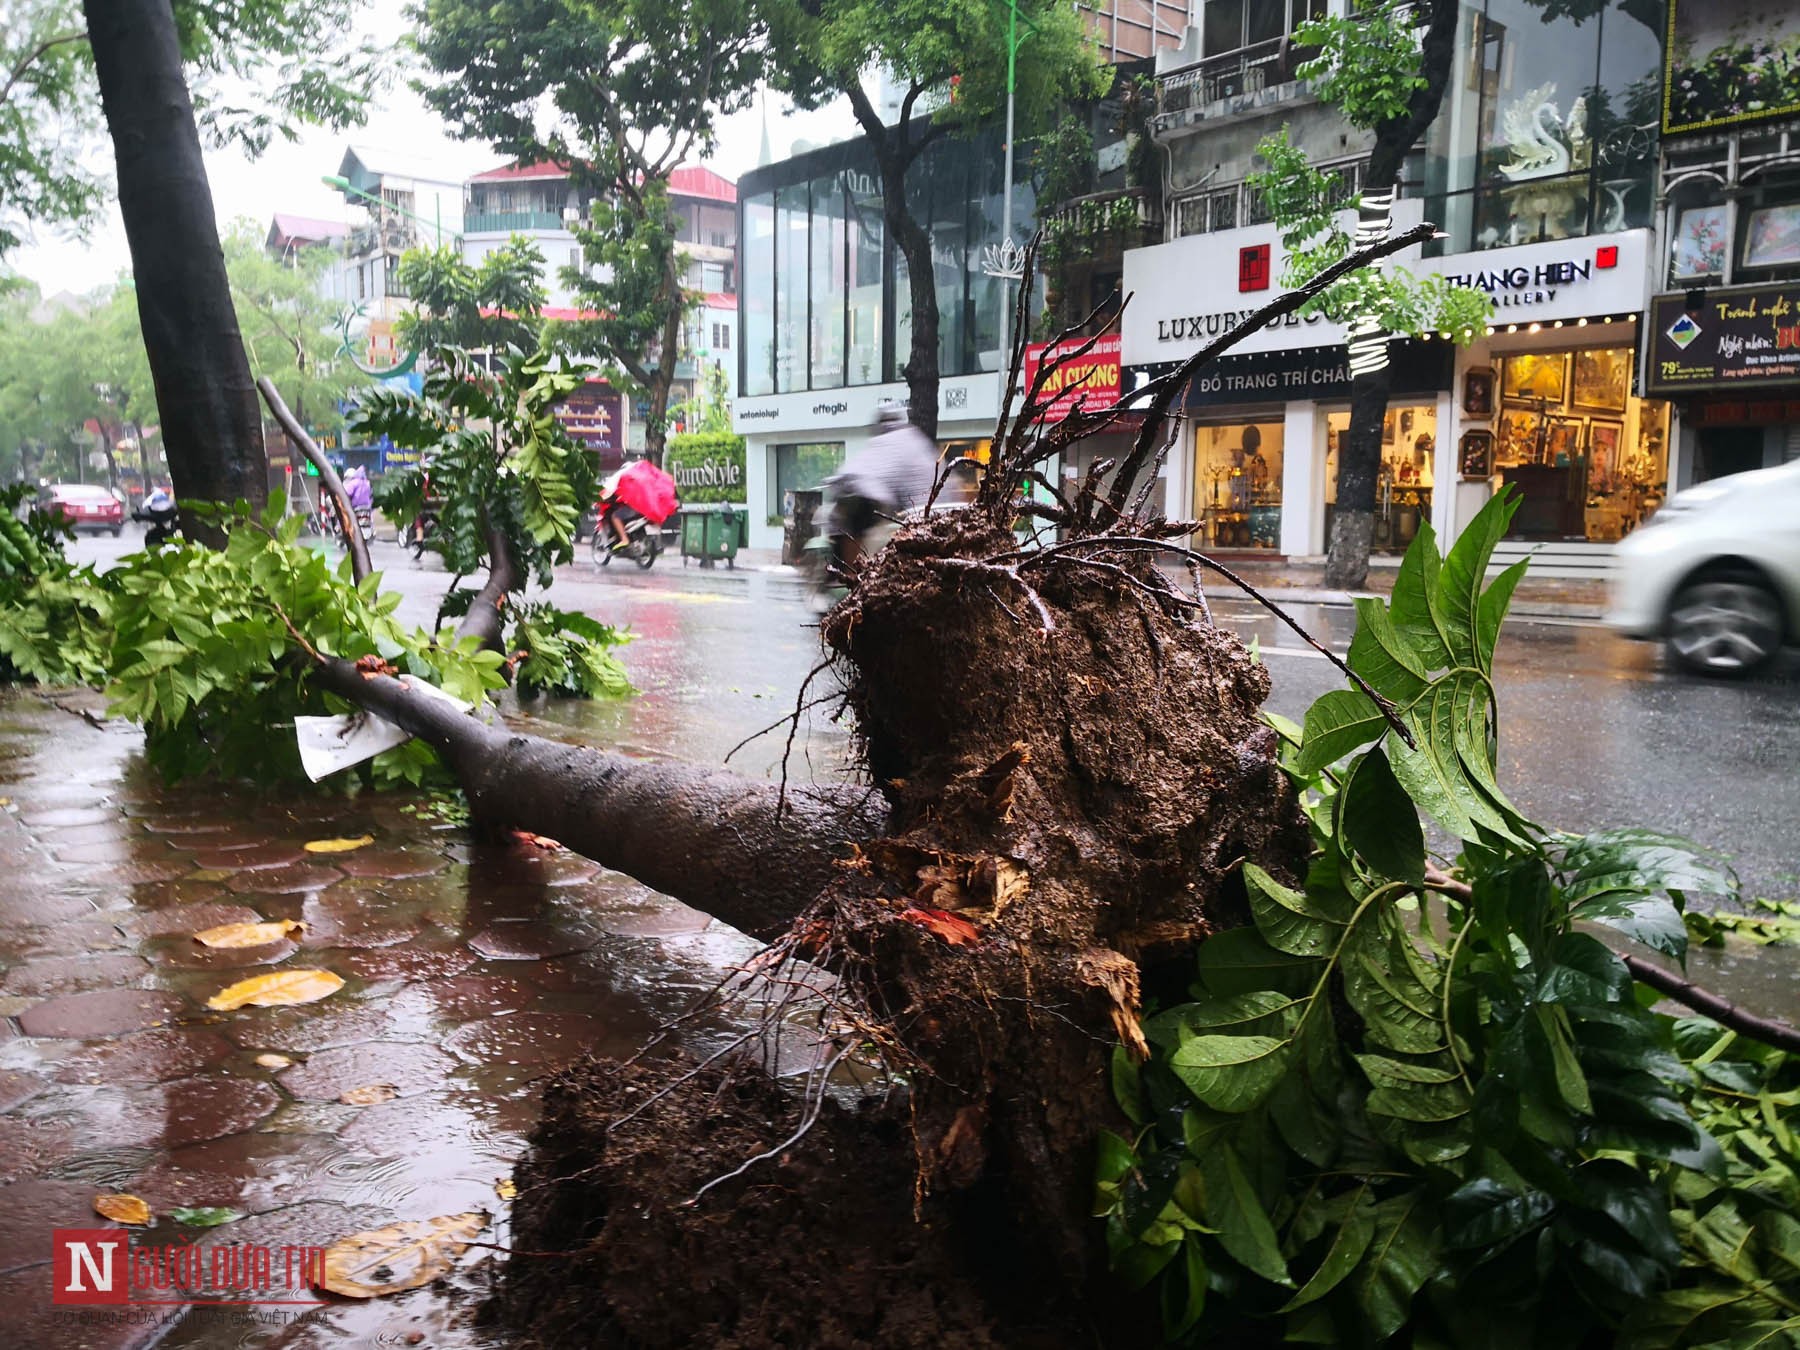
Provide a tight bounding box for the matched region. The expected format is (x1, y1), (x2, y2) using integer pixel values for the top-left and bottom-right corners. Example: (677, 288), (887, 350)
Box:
(43, 484), (125, 536)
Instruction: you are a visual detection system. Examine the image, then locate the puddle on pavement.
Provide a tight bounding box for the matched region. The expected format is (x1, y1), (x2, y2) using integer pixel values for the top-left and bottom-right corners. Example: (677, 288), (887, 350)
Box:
(0, 694), (772, 1349)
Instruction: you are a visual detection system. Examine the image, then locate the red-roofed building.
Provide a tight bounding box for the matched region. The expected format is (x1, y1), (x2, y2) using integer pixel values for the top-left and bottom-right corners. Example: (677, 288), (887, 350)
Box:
(463, 159), (739, 437)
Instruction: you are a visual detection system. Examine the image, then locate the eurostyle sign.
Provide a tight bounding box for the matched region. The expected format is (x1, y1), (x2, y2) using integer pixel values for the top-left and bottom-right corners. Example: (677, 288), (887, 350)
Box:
(1645, 284), (1800, 394)
(1021, 334), (1122, 420)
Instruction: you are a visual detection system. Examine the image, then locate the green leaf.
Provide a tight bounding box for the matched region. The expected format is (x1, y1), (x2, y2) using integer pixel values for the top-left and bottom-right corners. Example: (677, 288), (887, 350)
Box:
(1476, 558), (1528, 671)
(1342, 923), (1444, 1055)
(1112, 1044), (1147, 1125)
(1297, 688), (1389, 775)
(1279, 1194), (1376, 1312)
(1347, 596), (1429, 702)
(1198, 1143), (1291, 1286)
(1170, 1034), (1293, 1114)
(1144, 990), (1301, 1048)
(1578, 894), (1688, 960)
(1194, 927), (1321, 997)
(1339, 747), (1425, 885)
(1349, 1191), (1439, 1341)
(1095, 1128), (1136, 1188)
(1442, 1177), (1553, 1251)
(1387, 519), (1450, 670)
(1245, 863), (1346, 957)
(1162, 1237), (1208, 1338)
(1437, 487), (1519, 671)
(168, 1206), (243, 1228)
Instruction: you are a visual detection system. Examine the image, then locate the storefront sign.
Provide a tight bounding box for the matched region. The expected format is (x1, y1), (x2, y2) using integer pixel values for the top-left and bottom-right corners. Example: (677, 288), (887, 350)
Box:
(1645, 285), (1800, 394)
(1693, 396), (1800, 426)
(554, 383), (625, 458)
(1416, 231), (1649, 325)
(1663, 0), (1800, 136)
(1022, 334), (1123, 420)
(1153, 340), (1453, 409)
(1121, 204), (1427, 364)
(731, 377), (996, 434)
(380, 446), (422, 475)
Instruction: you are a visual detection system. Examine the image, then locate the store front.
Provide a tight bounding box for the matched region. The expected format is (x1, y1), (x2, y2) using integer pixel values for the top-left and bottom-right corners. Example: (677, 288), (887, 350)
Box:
(1645, 283), (1800, 491)
(1323, 402), (1440, 554)
(1414, 228), (1664, 546)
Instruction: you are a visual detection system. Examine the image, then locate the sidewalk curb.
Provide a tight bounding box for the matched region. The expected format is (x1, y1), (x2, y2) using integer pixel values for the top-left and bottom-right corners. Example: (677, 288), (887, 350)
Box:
(1208, 584), (1605, 623)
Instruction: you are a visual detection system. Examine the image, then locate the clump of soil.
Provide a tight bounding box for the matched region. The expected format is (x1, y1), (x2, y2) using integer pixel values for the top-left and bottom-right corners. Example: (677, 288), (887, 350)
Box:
(495, 511), (1309, 1346)
(489, 1054), (1118, 1349)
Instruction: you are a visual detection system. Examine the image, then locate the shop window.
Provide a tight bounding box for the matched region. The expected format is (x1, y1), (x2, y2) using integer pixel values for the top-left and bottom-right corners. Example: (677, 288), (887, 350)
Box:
(1325, 404), (1439, 555)
(775, 183), (808, 393)
(1193, 421), (1283, 550)
(1490, 346), (1669, 541)
(771, 442), (845, 521)
(742, 193), (775, 396)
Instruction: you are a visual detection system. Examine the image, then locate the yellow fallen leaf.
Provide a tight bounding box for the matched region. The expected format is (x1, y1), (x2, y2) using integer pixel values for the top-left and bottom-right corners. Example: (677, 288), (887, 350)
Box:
(206, 969), (344, 1011)
(255, 1053), (293, 1069)
(194, 919), (303, 949)
(304, 835), (374, 854)
(494, 1178), (517, 1200)
(338, 1083), (398, 1105)
(319, 1213), (486, 1299)
(93, 1193), (152, 1226)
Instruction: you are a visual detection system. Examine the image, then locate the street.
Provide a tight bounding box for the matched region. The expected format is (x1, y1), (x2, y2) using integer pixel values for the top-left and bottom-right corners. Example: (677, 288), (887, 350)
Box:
(67, 528), (1800, 902)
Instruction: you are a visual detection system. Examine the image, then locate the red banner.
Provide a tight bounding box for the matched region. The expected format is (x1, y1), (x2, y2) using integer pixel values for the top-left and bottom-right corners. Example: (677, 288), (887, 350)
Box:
(1022, 334), (1123, 422)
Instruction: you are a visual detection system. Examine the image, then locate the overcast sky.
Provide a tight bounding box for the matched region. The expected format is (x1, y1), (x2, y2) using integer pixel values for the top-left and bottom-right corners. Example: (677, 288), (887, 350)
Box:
(11, 1), (852, 295)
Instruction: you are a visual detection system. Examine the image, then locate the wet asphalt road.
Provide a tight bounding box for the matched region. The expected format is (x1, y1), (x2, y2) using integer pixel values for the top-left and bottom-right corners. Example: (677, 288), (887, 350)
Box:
(71, 529), (1800, 901)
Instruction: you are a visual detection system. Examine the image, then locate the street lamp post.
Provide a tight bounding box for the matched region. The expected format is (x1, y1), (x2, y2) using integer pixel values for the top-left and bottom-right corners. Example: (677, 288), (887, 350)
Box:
(320, 174), (450, 247)
(980, 0), (1037, 413)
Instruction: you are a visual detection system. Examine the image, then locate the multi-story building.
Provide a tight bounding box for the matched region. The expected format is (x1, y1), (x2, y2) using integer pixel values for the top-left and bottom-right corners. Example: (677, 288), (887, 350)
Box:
(1126, 0), (1669, 566)
(1643, 1), (1800, 488)
(328, 146), (471, 324)
(462, 160), (596, 308)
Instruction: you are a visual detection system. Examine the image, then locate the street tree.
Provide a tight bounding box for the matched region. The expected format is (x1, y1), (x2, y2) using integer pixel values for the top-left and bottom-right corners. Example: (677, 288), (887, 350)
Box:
(0, 0), (106, 255)
(411, 0), (771, 464)
(1254, 0), (1471, 590)
(222, 221), (356, 434)
(393, 237), (549, 356)
(770, 0), (1109, 437)
(68, 0), (383, 532)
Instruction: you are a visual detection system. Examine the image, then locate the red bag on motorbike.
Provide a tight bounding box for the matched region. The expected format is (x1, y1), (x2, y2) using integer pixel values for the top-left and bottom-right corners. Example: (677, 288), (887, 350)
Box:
(607, 460), (679, 525)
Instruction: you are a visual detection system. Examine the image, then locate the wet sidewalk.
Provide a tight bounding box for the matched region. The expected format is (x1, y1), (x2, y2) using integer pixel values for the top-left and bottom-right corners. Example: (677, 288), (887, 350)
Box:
(0, 692), (758, 1349)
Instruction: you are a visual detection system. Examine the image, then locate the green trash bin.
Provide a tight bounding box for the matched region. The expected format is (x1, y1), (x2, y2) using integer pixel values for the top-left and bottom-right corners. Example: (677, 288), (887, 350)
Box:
(679, 504), (742, 568)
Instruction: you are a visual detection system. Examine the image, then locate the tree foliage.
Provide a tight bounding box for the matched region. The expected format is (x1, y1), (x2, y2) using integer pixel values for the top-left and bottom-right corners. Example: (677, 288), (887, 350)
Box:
(0, 0), (383, 257)
(410, 0), (769, 461)
(1097, 492), (1797, 1347)
(394, 238), (549, 356)
(222, 220), (357, 429)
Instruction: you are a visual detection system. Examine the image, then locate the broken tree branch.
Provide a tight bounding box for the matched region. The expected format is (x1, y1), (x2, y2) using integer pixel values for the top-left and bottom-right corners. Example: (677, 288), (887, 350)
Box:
(256, 376), (372, 584)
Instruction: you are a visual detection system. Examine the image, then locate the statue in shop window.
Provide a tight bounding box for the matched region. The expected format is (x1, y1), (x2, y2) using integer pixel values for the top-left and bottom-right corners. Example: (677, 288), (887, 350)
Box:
(1229, 426), (1271, 509)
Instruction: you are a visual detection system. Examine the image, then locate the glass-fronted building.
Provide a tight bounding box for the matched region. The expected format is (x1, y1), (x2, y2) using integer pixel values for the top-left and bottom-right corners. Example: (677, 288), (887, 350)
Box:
(733, 125), (1034, 552)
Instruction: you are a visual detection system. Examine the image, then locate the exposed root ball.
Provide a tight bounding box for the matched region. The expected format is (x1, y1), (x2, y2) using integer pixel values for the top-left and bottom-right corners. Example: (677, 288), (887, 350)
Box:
(497, 513), (1309, 1344)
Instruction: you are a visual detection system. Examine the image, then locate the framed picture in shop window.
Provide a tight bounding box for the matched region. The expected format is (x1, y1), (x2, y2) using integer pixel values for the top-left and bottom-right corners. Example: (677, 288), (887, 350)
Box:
(1382, 409), (1397, 445)
(1545, 416), (1583, 465)
(1586, 419), (1622, 492)
(1499, 408), (1542, 464)
(1463, 366), (1495, 417)
(1458, 429), (1493, 480)
(1571, 347), (1629, 414)
(1501, 351), (1568, 405)
(1742, 204), (1800, 270)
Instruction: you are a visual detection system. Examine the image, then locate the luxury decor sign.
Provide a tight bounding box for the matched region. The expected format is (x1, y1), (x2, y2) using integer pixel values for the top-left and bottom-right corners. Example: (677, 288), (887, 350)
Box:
(1646, 285), (1800, 393)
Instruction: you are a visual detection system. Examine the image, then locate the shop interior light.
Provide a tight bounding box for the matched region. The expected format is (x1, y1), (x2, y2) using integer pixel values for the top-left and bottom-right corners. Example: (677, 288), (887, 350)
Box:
(1577, 317), (1589, 326)
(1507, 324), (1519, 333)
(1485, 326), (1495, 335)
(1553, 320), (1564, 328)
(1528, 323), (1542, 333)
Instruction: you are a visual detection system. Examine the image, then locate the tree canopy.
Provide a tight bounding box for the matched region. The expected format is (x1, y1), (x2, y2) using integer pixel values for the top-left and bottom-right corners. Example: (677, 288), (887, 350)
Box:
(222, 220), (359, 429)
(411, 0), (772, 461)
(0, 0), (384, 257)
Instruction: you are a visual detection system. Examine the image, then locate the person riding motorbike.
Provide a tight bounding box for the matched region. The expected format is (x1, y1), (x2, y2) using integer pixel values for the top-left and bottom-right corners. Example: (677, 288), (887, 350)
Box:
(823, 402), (938, 569)
(342, 465), (375, 543)
(599, 456), (678, 554)
(132, 486), (178, 547)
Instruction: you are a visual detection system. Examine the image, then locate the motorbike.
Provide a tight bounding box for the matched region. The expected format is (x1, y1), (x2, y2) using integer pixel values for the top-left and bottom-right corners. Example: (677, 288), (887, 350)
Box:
(133, 489), (179, 547)
(353, 508), (374, 546)
(592, 502), (661, 569)
(803, 486), (903, 614)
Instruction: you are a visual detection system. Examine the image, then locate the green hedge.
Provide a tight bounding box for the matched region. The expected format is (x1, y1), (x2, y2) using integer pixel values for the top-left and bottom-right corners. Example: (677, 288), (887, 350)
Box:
(666, 432), (747, 505)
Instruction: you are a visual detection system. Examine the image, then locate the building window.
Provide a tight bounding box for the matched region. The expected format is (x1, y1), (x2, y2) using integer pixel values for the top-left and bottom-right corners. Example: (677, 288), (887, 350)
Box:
(1422, 0), (1659, 254)
(771, 442), (845, 519)
(742, 192), (775, 396)
(1193, 420), (1283, 550)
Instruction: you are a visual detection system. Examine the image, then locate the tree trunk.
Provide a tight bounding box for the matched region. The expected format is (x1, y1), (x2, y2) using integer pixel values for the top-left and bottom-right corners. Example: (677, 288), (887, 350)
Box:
(310, 657), (884, 939)
(642, 254), (685, 467)
(845, 85), (940, 440)
(1321, 0), (1462, 591)
(84, 0), (267, 534)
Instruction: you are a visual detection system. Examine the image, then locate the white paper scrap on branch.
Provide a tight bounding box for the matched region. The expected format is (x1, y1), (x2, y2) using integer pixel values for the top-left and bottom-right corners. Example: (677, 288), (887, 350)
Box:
(296, 677), (473, 782)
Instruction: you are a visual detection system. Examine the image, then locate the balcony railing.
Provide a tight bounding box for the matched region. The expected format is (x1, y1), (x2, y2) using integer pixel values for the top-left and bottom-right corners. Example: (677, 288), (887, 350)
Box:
(1156, 37), (1309, 124)
(1039, 187), (1165, 262)
(464, 210), (569, 234)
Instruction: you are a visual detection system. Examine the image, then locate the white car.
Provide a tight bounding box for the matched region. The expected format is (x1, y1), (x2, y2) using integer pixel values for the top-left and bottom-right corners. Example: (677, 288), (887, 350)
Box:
(1607, 459), (1800, 676)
